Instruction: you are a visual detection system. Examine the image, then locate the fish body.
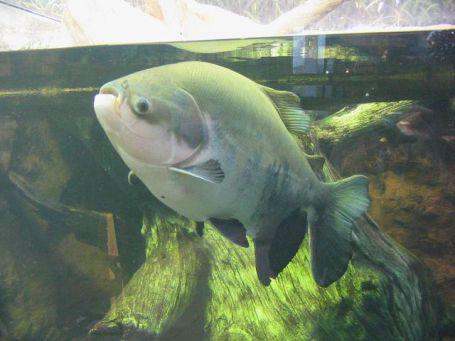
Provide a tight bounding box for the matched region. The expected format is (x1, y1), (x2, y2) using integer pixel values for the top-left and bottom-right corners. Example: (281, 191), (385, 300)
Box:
(94, 61), (370, 287)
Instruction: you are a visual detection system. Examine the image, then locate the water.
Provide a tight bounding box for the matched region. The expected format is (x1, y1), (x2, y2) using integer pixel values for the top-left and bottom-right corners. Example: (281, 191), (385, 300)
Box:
(0, 29), (453, 340)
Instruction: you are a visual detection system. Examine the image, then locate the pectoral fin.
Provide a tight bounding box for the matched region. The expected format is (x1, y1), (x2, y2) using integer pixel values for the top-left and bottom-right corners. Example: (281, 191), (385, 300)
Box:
(169, 159), (225, 184)
(210, 218), (249, 247)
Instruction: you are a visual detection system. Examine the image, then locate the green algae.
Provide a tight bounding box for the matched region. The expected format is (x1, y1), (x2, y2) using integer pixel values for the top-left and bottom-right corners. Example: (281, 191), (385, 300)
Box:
(93, 213), (207, 337)
(94, 209), (399, 340)
(314, 100), (416, 148)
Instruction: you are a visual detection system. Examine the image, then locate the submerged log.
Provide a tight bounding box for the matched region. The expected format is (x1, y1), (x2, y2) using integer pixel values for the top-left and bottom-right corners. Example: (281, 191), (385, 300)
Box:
(313, 101), (430, 151)
(0, 114), (124, 340)
(91, 101), (441, 340)
(0, 189), (63, 340)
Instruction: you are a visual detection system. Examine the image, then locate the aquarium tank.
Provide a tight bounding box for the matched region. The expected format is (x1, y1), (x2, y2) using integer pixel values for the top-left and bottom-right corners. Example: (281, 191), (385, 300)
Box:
(0, 0), (454, 340)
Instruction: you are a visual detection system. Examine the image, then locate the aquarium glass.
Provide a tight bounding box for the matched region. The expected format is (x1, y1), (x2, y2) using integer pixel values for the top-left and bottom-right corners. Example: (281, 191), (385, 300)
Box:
(0, 13), (454, 341)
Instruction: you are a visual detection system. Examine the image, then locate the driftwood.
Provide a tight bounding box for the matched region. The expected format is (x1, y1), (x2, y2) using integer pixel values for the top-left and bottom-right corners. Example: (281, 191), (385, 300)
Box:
(152, 0), (267, 40)
(89, 101), (440, 340)
(268, 0), (347, 34)
(63, 0), (173, 45)
(313, 101), (430, 151)
(62, 0), (349, 46)
(0, 114), (124, 339)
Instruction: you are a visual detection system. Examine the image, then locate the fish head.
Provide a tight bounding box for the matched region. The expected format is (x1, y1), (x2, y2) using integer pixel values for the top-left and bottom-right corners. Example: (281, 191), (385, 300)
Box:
(93, 72), (206, 166)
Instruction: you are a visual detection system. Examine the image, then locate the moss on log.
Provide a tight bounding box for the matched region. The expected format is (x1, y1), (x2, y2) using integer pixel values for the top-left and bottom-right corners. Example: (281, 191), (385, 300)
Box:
(94, 210), (394, 340)
(92, 213), (208, 338)
(313, 101), (417, 150)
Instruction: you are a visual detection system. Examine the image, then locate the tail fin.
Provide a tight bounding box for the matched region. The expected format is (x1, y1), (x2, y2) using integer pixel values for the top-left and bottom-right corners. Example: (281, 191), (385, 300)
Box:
(308, 175), (370, 287)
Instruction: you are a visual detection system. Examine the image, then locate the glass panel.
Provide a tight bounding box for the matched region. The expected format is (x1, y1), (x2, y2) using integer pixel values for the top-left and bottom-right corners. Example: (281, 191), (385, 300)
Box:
(0, 28), (453, 339)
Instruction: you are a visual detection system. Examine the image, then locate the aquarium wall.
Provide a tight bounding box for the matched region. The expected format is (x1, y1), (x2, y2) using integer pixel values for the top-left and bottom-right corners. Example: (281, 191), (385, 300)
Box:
(0, 1), (454, 341)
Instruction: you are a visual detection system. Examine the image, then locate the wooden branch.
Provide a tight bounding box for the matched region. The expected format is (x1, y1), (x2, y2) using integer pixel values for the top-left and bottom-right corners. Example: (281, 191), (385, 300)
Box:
(63, 0), (174, 45)
(268, 0), (348, 34)
(143, 0), (164, 20)
(155, 0), (348, 37)
(156, 0), (266, 40)
(62, 0), (347, 46)
(312, 101), (427, 150)
(8, 170), (120, 257)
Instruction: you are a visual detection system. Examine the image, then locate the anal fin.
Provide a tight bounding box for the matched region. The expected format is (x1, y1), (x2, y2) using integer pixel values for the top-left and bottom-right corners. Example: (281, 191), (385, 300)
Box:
(210, 218), (249, 247)
(254, 241), (273, 286)
(269, 209), (308, 278)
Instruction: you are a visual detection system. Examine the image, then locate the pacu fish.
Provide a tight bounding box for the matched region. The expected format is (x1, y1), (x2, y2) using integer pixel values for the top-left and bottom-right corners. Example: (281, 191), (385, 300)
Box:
(93, 61), (370, 287)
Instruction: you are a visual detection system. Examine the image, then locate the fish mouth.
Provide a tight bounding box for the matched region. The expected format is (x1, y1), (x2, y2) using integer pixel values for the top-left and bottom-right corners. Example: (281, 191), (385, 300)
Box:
(94, 93), (118, 116)
(94, 83), (125, 134)
(95, 83), (124, 119)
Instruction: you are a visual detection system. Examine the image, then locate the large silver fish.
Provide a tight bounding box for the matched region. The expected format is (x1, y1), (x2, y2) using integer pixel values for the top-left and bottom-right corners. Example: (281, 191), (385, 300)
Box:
(94, 61), (370, 287)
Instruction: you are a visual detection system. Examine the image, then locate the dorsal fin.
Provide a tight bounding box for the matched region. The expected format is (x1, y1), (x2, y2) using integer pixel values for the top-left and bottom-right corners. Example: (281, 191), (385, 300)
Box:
(261, 85), (310, 135)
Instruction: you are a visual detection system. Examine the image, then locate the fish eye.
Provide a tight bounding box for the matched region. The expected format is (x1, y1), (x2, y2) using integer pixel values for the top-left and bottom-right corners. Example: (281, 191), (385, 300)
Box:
(134, 98), (151, 116)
